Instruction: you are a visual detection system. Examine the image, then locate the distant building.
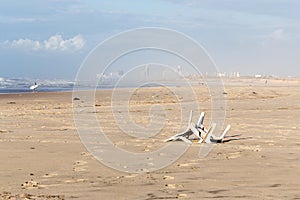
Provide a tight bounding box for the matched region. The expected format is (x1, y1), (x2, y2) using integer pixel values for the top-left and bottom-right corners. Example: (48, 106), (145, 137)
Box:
(176, 65), (182, 76)
(234, 72), (240, 78)
(228, 72), (240, 78)
(217, 72), (226, 77)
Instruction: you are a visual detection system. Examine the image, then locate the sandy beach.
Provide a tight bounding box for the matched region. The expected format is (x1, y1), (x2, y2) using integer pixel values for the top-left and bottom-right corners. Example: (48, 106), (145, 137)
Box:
(0, 77), (299, 200)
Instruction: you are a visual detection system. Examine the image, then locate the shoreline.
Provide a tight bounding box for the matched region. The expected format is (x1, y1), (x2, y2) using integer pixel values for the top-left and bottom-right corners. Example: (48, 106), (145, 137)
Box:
(1, 76), (300, 95)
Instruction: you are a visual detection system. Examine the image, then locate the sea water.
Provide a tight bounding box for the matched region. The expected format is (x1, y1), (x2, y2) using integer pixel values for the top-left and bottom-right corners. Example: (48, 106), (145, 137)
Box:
(0, 77), (122, 94)
(0, 77), (75, 94)
(0, 76), (202, 94)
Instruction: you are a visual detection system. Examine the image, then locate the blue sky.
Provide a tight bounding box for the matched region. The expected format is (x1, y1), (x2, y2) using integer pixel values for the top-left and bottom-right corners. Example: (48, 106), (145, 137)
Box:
(1, 0), (300, 78)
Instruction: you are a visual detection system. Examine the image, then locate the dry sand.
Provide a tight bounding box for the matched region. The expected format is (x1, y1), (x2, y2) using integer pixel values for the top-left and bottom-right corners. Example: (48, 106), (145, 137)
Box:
(0, 77), (299, 199)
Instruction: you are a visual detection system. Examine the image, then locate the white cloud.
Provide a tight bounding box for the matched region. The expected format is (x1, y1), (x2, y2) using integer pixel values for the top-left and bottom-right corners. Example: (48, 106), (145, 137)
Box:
(269, 29), (286, 40)
(6, 17), (39, 23)
(257, 28), (289, 44)
(3, 34), (85, 51)
(44, 34), (85, 51)
(11, 38), (42, 50)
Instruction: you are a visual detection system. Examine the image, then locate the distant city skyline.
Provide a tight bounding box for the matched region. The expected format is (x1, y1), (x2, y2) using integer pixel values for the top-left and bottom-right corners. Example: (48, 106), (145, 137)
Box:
(1, 0), (300, 79)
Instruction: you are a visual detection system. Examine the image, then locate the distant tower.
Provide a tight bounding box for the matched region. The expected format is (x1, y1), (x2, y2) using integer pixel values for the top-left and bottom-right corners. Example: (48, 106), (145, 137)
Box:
(177, 65), (182, 76)
(162, 70), (166, 81)
(145, 64), (149, 81)
(96, 73), (104, 79)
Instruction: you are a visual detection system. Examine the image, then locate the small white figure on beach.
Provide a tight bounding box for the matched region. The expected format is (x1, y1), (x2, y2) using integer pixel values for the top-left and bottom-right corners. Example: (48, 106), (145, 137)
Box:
(30, 82), (39, 92)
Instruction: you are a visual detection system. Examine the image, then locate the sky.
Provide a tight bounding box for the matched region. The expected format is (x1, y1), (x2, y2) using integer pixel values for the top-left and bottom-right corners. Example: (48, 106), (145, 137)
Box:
(1, 0), (300, 79)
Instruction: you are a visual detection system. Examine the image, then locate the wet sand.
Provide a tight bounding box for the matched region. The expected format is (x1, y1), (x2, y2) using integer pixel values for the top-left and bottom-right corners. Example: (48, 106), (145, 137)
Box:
(0, 77), (300, 199)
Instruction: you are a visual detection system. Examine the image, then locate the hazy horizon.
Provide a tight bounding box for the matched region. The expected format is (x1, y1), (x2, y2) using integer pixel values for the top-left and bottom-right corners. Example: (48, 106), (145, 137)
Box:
(1, 0), (300, 79)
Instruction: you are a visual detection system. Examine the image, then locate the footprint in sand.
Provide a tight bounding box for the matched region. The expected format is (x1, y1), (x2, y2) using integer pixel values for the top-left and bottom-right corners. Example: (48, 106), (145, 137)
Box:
(165, 184), (177, 189)
(42, 173), (58, 178)
(177, 163), (190, 167)
(80, 152), (91, 156)
(124, 174), (138, 178)
(1, 192), (64, 200)
(238, 145), (261, 152)
(0, 130), (12, 133)
(163, 175), (174, 180)
(73, 160), (88, 172)
(177, 193), (188, 198)
(177, 162), (198, 167)
(165, 183), (183, 189)
(64, 178), (88, 183)
(21, 180), (41, 189)
(226, 152), (242, 159)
